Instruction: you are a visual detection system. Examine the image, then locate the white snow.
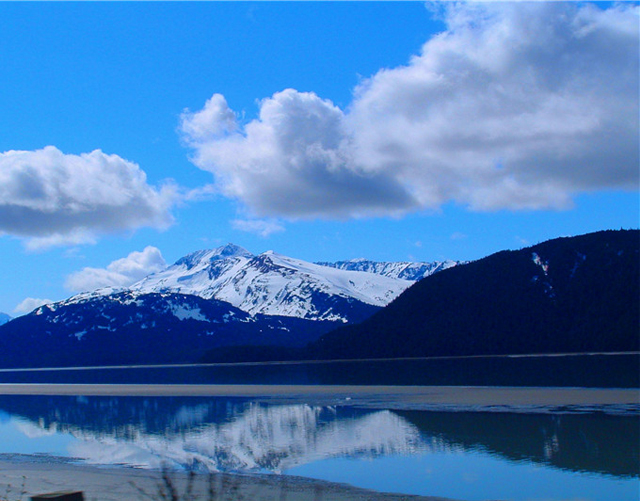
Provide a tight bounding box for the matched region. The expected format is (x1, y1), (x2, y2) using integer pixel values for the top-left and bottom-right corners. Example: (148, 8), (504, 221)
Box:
(47, 243), (458, 323)
(169, 303), (208, 322)
(532, 252), (549, 276)
(74, 330), (87, 341)
(317, 258), (461, 280)
(128, 247), (415, 321)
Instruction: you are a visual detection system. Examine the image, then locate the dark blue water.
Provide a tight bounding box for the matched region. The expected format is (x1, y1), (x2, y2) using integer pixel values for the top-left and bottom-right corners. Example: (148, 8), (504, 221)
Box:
(0, 353), (637, 387)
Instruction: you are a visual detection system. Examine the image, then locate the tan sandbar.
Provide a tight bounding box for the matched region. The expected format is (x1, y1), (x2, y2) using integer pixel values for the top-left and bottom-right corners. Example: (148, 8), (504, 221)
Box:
(0, 459), (447, 501)
(0, 383), (637, 408)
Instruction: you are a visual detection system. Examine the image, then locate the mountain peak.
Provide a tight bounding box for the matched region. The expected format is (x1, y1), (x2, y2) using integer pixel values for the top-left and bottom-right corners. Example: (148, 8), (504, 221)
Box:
(213, 243), (252, 260)
(129, 245), (427, 321)
(174, 244), (253, 269)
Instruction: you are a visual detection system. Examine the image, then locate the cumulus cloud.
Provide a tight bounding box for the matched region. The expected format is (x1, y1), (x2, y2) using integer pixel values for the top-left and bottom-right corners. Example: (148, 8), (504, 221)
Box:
(181, 2), (638, 219)
(0, 146), (177, 249)
(65, 246), (167, 292)
(14, 297), (53, 315)
(181, 90), (416, 219)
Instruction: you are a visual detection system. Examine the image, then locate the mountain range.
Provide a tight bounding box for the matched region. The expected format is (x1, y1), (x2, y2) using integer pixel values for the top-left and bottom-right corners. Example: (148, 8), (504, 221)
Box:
(0, 230), (636, 368)
(127, 243), (449, 321)
(0, 245), (457, 368)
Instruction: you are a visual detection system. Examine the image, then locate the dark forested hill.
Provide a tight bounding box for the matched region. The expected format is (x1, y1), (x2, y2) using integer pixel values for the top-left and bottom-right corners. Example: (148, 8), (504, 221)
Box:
(310, 230), (639, 359)
(0, 292), (350, 368)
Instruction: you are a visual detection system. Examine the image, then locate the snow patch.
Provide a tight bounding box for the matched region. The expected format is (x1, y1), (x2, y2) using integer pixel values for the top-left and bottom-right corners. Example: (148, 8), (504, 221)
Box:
(170, 303), (208, 322)
(74, 330), (87, 341)
(532, 253), (549, 276)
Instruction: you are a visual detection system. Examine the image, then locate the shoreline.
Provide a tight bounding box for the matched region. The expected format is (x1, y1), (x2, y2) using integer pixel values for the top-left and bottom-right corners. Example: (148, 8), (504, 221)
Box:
(0, 384), (637, 414)
(0, 456), (449, 501)
(0, 351), (636, 373)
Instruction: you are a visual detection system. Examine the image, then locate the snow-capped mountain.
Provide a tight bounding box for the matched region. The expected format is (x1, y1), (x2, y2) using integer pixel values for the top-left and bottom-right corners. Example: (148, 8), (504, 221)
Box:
(315, 258), (460, 281)
(128, 244), (428, 322)
(0, 244), (459, 367)
(0, 313), (11, 326)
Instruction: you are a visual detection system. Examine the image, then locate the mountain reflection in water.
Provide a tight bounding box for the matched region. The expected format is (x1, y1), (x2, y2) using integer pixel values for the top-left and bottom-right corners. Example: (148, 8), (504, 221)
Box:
(0, 395), (637, 479)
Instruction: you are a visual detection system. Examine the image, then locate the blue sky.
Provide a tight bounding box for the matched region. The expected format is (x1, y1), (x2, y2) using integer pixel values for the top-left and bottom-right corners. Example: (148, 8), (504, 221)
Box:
(0, 2), (638, 315)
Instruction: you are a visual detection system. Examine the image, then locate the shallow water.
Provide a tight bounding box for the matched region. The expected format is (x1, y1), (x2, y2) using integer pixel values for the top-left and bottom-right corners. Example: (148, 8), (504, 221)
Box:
(0, 354), (637, 499)
(0, 393), (637, 500)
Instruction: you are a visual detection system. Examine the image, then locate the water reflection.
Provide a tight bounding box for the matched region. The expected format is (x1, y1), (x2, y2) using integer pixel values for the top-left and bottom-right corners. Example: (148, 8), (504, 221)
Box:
(0, 395), (637, 480)
(398, 410), (640, 479)
(0, 396), (422, 473)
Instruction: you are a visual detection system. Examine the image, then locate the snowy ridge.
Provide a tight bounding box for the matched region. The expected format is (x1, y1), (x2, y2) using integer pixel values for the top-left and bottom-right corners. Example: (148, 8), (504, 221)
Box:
(51, 286), (126, 310)
(35, 290), (230, 328)
(58, 243), (458, 323)
(221, 251), (412, 318)
(316, 258), (461, 281)
(127, 244), (425, 322)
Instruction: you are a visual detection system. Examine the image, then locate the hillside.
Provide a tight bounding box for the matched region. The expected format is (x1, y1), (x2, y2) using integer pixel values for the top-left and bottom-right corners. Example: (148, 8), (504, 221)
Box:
(310, 230), (639, 360)
(0, 291), (351, 368)
(0, 246), (453, 368)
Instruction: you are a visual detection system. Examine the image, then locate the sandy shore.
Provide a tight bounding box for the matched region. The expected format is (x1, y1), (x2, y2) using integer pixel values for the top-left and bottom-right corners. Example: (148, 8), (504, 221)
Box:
(0, 457), (449, 501)
(0, 383), (637, 412)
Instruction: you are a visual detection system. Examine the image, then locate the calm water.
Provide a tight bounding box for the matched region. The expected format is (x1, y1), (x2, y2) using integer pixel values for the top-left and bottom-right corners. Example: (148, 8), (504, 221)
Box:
(0, 354), (638, 499)
(0, 394), (637, 500)
(0, 353), (637, 387)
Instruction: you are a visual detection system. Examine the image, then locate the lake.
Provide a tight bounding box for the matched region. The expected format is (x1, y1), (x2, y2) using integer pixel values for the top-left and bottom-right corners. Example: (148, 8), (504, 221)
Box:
(0, 352), (637, 387)
(0, 354), (638, 500)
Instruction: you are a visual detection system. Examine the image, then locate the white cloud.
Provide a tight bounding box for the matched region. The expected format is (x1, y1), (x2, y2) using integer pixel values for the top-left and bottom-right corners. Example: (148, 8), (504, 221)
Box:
(232, 218), (285, 238)
(0, 146), (177, 249)
(14, 297), (53, 315)
(65, 246), (167, 292)
(181, 2), (638, 219)
(180, 94), (238, 143)
(181, 90), (417, 219)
